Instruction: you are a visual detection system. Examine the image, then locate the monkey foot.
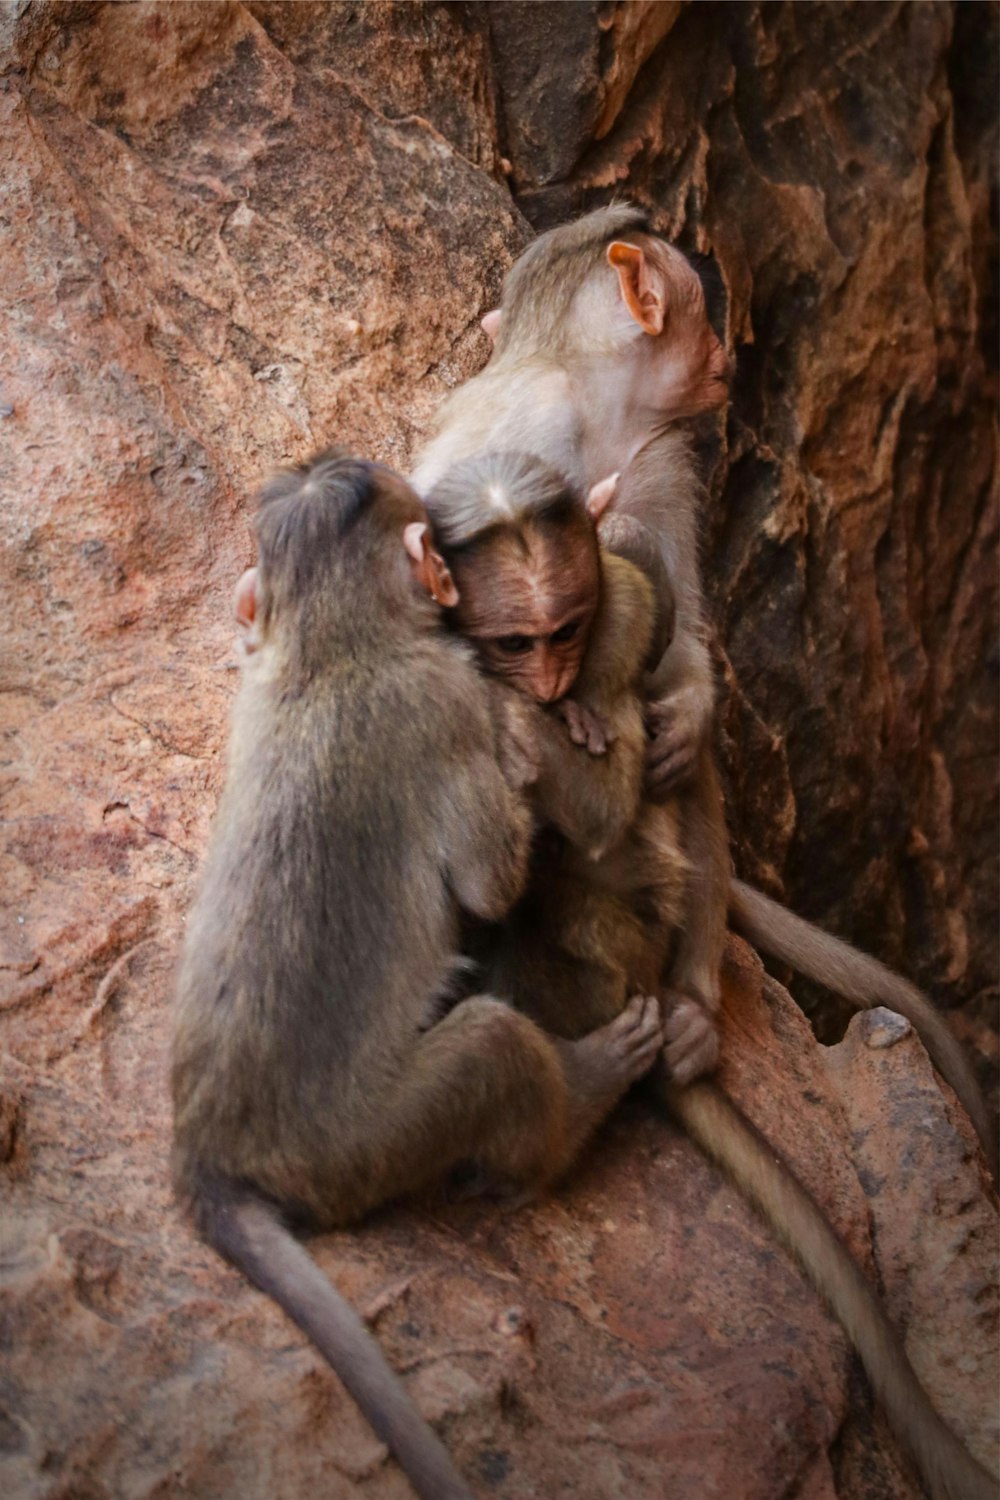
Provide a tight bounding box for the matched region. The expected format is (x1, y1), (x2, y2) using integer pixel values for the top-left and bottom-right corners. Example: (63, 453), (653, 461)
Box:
(661, 993), (719, 1085)
(565, 993), (664, 1102)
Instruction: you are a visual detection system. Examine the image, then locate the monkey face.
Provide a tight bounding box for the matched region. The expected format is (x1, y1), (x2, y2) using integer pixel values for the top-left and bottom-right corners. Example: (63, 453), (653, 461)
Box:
(608, 238), (731, 419)
(452, 530), (600, 703)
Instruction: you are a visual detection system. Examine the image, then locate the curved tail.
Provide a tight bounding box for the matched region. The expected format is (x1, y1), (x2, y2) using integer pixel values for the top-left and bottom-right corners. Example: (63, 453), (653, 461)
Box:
(662, 1075), (996, 1500)
(196, 1183), (474, 1500)
(729, 879), (997, 1181)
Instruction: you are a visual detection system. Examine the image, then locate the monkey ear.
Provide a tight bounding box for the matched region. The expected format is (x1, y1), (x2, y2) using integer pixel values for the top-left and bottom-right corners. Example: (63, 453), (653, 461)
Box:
(233, 567), (258, 628)
(481, 309), (502, 342)
(427, 548), (459, 608)
(403, 522), (428, 563)
(586, 472), (620, 522)
(607, 242), (665, 336)
(403, 522), (460, 608)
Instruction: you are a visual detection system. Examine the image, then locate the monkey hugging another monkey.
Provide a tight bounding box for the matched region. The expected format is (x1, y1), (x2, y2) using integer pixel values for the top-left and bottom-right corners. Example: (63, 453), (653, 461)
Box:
(173, 211), (997, 1500)
(172, 451), (669, 1500)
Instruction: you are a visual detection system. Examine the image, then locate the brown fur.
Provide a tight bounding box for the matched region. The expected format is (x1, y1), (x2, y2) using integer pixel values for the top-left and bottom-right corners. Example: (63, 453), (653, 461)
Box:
(172, 449), (665, 1500)
(432, 450), (995, 1500)
(415, 206), (995, 1170)
(414, 207), (731, 1049)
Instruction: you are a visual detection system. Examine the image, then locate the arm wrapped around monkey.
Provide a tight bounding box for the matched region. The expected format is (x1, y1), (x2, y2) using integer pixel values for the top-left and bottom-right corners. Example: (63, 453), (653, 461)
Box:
(520, 550), (720, 1085)
(527, 552), (653, 860)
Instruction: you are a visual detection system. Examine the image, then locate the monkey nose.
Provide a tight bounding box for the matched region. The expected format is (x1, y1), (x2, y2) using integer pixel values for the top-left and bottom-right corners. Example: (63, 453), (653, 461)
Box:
(535, 668), (565, 703)
(537, 666), (575, 704)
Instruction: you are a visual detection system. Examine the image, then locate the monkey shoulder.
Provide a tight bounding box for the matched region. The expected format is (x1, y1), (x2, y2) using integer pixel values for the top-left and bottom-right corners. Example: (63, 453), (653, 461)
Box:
(385, 633), (497, 758)
(575, 552), (655, 696)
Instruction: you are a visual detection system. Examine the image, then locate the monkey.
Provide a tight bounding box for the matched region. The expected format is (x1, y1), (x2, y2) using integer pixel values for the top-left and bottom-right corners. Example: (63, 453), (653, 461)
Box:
(172, 448), (667, 1500)
(424, 450), (997, 1500)
(425, 451), (705, 1081)
(411, 204), (997, 1181)
(424, 445), (994, 1151)
(411, 204), (739, 1084)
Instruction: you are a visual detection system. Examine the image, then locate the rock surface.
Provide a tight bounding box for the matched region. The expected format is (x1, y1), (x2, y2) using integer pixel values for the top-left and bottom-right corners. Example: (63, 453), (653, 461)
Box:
(1, 4), (996, 1499)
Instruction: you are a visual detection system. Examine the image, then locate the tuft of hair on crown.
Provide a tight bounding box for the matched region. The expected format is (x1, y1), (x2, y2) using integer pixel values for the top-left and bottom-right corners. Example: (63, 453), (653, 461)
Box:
(425, 451), (583, 553)
(253, 448), (381, 624)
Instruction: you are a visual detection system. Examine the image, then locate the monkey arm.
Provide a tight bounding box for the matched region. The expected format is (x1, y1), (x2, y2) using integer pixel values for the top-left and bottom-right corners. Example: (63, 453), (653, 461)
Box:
(529, 553), (655, 859)
(603, 436), (717, 794)
(644, 630), (717, 794)
(598, 512), (675, 669)
(444, 748), (534, 922)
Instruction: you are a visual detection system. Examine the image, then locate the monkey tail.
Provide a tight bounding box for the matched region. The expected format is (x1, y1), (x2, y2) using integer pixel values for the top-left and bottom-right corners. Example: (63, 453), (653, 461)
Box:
(194, 1181), (474, 1500)
(660, 1076), (997, 1500)
(728, 879), (997, 1182)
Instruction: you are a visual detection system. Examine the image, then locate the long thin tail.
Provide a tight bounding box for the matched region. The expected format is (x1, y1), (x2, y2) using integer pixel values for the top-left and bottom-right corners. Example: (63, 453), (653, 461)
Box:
(729, 879), (997, 1181)
(661, 1074), (996, 1500)
(197, 1184), (474, 1500)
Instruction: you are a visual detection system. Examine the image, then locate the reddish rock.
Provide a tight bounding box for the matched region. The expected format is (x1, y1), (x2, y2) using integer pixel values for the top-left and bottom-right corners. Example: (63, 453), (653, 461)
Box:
(1, 5), (996, 1499)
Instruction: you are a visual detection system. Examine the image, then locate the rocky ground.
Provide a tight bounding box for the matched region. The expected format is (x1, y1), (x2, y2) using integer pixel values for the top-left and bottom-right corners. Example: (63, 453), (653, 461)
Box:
(1, 4), (996, 1498)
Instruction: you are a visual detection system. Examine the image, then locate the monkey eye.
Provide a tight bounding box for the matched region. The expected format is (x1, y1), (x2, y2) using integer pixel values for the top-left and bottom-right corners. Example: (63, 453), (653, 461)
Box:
(549, 619), (581, 645)
(495, 635), (533, 655)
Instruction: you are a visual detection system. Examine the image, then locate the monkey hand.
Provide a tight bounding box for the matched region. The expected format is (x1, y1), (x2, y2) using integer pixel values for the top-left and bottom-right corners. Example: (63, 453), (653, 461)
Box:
(558, 699), (616, 756)
(495, 692), (541, 791)
(645, 685), (710, 796)
(660, 992), (720, 1086)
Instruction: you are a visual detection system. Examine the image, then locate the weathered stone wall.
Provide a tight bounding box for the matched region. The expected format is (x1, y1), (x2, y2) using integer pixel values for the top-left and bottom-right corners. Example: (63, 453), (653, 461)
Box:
(481, 0), (999, 1050)
(1, 5), (996, 1498)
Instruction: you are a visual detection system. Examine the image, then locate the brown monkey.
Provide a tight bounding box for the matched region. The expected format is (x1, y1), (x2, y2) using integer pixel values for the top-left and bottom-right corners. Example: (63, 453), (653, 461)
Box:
(427, 451), (996, 1500)
(413, 204), (733, 1068)
(414, 205), (997, 1179)
(172, 449), (666, 1500)
(426, 451), (705, 1079)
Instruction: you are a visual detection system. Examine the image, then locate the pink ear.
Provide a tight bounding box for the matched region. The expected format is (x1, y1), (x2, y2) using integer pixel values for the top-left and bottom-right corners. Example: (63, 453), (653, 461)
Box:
(586, 472), (619, 522)
(481, 309), (502, 342)
(607, 242), (665, 336)
(403, 522), (428, 563)
(233, 568), (258, 628)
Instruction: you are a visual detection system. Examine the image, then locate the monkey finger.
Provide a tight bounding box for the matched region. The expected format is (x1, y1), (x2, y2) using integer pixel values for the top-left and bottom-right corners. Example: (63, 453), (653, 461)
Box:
(558, 701), (589, 747)
(584, 718), (609, 756)
(666, 1028), (720, 1086)
(644, 761), (691, 799)
(662, 997), (702, 1040)
(646, 745), (696, 792)
(561, 701), (612, 756)
(663, 1002), (720, 1083)
(616, 994), (665, 1052)
(647, 725), (694, 767)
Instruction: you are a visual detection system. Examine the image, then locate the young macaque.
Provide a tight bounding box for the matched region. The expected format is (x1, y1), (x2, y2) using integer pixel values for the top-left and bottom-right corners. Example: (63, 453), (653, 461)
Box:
(412, 204), (997, 1179)
(412, 203), (733, 1059)
(426, 452), (996, 1500)
(426, 451), (709, 1082)
(173, 449), (666, 1500)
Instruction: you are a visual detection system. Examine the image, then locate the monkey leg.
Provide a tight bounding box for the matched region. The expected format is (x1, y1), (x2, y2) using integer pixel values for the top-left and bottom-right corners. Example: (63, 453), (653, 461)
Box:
(376, 995), (663, 1206)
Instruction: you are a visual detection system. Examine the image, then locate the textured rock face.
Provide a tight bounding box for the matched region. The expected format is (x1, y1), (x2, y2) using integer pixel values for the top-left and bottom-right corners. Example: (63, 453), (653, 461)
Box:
(1, 4), (996, 1499)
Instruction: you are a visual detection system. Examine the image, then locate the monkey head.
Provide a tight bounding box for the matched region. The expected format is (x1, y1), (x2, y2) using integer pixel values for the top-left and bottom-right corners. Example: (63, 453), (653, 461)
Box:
(234, 453), (459, 657)
(427, 455), (617, 705)
(606, 237), (730, 419)
(450, 526), (598, 703)
(482, 208), (730, 423)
